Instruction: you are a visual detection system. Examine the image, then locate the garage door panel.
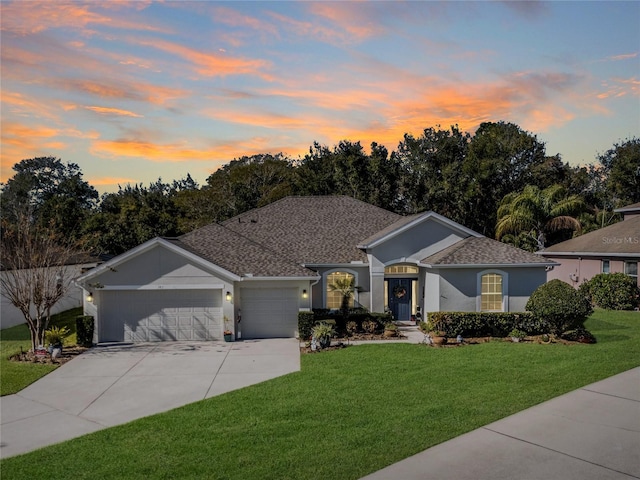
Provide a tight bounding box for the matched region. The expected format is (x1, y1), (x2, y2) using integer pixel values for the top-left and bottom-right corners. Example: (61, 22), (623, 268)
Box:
(241, 288), (298, 339)
(101, 290), (222, 342)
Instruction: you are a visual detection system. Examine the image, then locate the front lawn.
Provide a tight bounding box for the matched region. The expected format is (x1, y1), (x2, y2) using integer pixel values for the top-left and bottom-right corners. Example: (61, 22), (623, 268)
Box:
(2, 310), (639, 479)
(0, 308), (81, 396)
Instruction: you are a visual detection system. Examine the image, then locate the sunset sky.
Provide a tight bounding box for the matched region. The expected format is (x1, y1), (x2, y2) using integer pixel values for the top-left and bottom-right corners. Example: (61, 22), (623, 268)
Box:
(1, 1), (638, 193)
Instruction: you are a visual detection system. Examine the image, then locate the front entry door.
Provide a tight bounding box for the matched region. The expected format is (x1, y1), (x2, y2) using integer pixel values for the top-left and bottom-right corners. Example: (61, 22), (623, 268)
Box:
(387, 278), (412, 321)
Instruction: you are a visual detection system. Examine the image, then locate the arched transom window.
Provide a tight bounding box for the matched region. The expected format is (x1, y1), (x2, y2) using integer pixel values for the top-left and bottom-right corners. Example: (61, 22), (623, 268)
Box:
(481, 273), (503, 311)
(326, 271), (355, 309)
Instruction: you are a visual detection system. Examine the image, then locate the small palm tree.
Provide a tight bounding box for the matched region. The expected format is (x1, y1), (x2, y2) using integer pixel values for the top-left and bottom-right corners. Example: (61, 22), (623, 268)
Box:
(328, 276), (355, 317)
(496, 184), (585, 251)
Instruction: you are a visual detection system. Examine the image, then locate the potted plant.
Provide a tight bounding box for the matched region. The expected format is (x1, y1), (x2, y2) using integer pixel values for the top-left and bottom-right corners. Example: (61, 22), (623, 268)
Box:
(509, 328), (526, 343)
(45, 326), (69, 355)
(383, 322), (398, 337)
(223, 316), (233, 342)
(311, 322), (335, 349)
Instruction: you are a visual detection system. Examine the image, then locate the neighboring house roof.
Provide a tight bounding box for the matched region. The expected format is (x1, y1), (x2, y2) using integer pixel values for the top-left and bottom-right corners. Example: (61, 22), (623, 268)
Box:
(221, 196), (401, 264)
(539, 216), (640, 257)
(174, 222), (317, 278)
(614, 202), (640, 214)
(422, 237), (555, 267)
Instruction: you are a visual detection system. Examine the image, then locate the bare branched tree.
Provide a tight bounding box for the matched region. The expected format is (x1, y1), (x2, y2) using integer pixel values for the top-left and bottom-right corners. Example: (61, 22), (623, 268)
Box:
(1, 215), (79, 351)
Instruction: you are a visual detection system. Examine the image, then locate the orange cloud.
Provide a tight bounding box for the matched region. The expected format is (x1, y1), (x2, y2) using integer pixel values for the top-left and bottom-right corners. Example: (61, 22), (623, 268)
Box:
(132, 37), (272, 80)
(84, 106), (143, 117)
(87, 176), (136, 186)
(0, 1), (161, 36)
(58, 79), (187, 105)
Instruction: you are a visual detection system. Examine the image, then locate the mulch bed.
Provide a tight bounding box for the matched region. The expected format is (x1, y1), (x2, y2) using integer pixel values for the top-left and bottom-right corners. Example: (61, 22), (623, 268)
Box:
(300, 334), (586, 353)
(9, 345), (88, 366)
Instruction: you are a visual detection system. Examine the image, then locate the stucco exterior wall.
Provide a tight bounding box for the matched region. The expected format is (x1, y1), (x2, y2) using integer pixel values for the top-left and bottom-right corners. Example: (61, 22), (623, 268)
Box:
(368, 219), (466, 265)
(545, 256), (638, 288)
(435, 267), (547, 313)
(89, 247), (223, 287)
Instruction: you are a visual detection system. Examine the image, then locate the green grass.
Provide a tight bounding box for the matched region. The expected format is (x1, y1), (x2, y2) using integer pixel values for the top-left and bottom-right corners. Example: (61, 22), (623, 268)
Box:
(2, 310), (639, 479)
(0, 308), (81, 396)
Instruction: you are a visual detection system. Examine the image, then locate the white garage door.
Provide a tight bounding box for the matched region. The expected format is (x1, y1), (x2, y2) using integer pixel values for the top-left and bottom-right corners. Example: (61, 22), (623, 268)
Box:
(100, 289), (223, 342)
(241, 288), (299, 339)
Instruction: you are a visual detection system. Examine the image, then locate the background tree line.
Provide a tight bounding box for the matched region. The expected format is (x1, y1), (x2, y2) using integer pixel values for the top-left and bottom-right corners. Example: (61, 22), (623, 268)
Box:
(2, 121), (638, 256)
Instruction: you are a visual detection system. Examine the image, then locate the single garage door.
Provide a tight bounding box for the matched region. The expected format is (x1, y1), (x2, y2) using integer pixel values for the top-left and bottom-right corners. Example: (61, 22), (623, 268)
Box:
(100, 289), (223, 342)
(241, 287), (299, 339)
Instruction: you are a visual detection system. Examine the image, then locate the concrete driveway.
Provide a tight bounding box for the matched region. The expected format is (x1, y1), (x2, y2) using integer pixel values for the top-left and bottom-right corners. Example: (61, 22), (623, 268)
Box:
(0, 338), (300, 459)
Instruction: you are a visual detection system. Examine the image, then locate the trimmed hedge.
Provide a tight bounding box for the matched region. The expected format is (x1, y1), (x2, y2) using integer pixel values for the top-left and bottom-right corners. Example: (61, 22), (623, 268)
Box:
(579, 273), (640, 310)
(526, 279), (592, 334)
(427, 311), (545, 337)
(76, 315), (94, 347)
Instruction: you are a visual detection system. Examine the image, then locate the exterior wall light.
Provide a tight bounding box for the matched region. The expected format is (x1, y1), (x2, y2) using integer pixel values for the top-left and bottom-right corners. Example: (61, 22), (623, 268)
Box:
(226, 291), (232, 302)
(86, 292), (93, 303)
(302, 289), (308, 299)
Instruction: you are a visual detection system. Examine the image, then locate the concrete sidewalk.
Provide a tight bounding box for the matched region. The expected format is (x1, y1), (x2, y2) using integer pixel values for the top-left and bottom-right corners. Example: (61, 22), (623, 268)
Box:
(0, 339), (300, 459)
(362, 366), (640, 480)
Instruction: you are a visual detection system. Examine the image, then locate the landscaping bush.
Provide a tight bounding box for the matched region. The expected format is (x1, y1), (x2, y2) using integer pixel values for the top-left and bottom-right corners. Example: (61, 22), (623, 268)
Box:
(579, 273), (640, 310)
(427, 311), (539, 337)
(298, 312), (316, 340)
(561, 327), (597, 344)
(75, 315), (94, 347)
(526, 280), (593, 334)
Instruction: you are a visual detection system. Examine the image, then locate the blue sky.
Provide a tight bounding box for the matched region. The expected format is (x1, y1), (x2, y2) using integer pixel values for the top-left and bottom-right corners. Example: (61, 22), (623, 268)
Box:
(1, 1), (638, 193)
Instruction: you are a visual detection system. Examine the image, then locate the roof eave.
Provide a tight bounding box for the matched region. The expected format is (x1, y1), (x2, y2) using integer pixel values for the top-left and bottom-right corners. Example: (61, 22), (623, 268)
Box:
(420, 262), (558, 269)
(537, 251), (640, 258)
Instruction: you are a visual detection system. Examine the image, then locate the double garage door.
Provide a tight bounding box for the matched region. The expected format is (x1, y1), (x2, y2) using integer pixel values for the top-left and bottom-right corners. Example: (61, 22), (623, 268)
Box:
(100, 289), (223, 342)
(240, 287), (299, 339)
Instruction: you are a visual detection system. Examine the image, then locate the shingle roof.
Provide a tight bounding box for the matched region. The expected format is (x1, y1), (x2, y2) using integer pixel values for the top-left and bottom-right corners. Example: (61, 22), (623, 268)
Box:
(539, 216), (640, 256)
(221, 196), (402, 264)
(175, 223), (317, 278)
(422, 237), (553, 266)
(614, 202), (640, 213)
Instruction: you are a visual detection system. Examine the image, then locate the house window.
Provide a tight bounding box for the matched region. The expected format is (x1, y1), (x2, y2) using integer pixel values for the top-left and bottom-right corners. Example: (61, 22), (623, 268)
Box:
(384, 265), (419, 275)
(602, 260), (610, 274)
(481, 273), (503, 311)
(625, 261), (638, 278)
(326, 271), (355, 309)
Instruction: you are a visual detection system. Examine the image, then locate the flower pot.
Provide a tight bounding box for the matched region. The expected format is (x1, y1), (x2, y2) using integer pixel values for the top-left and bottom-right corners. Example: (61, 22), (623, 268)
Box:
(432, 336), (447, 345)
(223, 333), (233, 342)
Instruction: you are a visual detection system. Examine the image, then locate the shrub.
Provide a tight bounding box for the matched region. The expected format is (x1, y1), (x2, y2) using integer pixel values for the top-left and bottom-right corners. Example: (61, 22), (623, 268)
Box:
(579, 273), (640, 310)
(362, 320), (377, 334)
(44, 326), (70, 347)
(561, 327), (597, 344)
(312, 322), (335, 349)
(76, 315), (94, 347)
(298, 311), (316, 340)
(508, 328), (526, 340)
(526, 280), (593, 334)
(427, 311), (540, 337)
(346, 321), (358, 336)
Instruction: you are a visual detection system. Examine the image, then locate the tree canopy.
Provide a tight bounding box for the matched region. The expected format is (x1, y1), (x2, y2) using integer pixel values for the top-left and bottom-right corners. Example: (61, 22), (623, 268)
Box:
(2, 124), (635, 256)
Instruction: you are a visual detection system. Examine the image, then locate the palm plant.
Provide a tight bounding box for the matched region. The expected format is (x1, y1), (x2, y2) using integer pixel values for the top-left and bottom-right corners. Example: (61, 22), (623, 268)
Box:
(328, 276), (355, 317)
(496, 184), (585, 251)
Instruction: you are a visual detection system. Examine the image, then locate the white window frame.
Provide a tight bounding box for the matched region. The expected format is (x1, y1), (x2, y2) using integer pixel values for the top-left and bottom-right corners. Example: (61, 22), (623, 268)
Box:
(625, 261), (638, 279)
(476, 270), (509, 312)
(602, 260), (610, 274)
